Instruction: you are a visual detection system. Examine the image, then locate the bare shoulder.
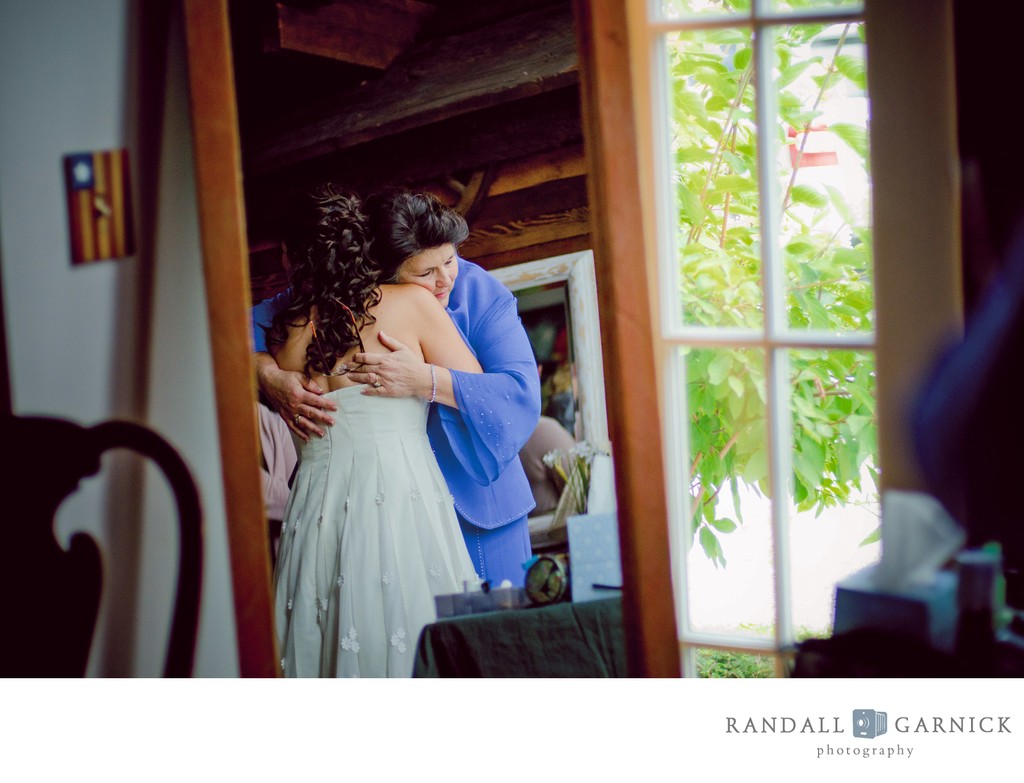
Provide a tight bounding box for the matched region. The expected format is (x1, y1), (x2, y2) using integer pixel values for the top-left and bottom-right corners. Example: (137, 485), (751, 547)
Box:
(379, 283), (436, 304)
(377, 283), (442, 314)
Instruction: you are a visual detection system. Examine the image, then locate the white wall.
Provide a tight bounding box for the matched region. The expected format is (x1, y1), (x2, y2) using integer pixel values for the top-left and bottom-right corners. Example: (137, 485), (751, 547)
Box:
(0, 0), (239, 676)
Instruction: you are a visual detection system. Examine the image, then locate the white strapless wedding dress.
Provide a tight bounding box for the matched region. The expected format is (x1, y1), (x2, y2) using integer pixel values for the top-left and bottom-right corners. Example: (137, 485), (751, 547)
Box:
(273, 386), (476, 677)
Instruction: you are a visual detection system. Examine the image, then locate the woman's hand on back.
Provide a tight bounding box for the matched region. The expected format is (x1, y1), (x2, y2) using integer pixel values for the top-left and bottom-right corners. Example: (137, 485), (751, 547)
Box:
(349, 332), (431, 399)
(255, 353), (336, 440)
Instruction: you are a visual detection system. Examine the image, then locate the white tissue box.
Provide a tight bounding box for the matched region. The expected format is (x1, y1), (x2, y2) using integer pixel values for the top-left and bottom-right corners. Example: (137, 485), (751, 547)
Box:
(832, 566), (958, 654)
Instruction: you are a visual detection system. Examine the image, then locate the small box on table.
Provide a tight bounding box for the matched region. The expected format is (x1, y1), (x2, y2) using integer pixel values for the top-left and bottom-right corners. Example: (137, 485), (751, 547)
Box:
(832, 566), (958, 654)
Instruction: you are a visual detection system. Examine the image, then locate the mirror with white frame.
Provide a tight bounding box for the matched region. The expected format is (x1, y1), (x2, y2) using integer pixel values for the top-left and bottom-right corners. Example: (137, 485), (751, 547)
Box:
(492, 250), (609, 452)
(492, 250), (611, 551)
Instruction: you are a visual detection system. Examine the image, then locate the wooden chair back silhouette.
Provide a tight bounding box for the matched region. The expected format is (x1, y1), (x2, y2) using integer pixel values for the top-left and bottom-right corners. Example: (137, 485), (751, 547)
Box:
(2, 415), (202, 676)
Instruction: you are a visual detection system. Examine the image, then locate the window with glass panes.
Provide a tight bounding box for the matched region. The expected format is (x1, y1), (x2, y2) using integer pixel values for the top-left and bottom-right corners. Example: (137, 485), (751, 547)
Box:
(646, 0), (881, 676)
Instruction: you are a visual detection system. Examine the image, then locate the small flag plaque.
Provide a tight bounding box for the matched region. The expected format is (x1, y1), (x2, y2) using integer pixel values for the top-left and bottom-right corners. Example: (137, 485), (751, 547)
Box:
(63, 149), (135, 265)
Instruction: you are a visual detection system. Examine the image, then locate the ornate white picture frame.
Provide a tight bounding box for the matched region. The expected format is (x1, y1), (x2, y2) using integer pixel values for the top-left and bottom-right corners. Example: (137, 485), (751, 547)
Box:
(491, 250), (609, 451)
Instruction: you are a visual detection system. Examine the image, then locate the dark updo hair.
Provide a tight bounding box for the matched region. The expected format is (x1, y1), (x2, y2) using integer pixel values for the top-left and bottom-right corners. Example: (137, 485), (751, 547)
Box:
(364, 188), (469, 278)
(266, 183), (380, 377)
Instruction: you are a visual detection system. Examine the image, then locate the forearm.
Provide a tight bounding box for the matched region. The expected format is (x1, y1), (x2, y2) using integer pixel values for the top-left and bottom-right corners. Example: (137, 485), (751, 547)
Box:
(254, 352), (279, 395)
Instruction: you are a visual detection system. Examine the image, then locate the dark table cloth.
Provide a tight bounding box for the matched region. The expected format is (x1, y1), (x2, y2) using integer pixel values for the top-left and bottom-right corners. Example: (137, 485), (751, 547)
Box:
(413, 597), (626, 677)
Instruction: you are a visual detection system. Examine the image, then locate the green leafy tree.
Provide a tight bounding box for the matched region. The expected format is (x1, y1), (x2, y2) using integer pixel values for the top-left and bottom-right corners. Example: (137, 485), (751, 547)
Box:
(669, 17), (878, 567)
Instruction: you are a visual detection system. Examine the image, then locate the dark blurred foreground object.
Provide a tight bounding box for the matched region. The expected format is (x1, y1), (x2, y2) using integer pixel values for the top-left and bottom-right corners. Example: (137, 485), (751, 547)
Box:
(912, 224), (1024, 622)
(792, 628), (1024, 678)
(1, 415), (202, 677)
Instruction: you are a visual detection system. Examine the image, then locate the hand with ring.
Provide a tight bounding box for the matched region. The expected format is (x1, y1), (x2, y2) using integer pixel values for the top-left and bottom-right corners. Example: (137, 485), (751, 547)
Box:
(255, 353), (336, 441)
(347, 331), (429, 399)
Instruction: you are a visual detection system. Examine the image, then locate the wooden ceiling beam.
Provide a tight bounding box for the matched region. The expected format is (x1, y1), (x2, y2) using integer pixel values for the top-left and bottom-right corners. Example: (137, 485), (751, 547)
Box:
(245, 1), (578, 175)
(472, 233), (591, 272)
(461, 175), (590, 258)
(470, 173), (588, 227)
(267, 0), (435, 70)
(461, 207), (589, 258)
(243, 87), (583, 241)
(487, 144), (587, 196)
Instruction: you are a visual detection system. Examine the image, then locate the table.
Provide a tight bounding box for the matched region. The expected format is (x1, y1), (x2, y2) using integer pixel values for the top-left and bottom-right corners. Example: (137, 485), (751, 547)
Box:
(413, 596), (627, 677)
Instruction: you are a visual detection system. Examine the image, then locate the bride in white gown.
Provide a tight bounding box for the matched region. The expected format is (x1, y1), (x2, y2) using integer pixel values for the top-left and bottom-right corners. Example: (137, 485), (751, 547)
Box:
(266, 185), (478, 677)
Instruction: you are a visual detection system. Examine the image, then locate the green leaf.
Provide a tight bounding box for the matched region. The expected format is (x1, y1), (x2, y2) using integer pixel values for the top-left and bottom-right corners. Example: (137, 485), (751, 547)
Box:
(834, 54), (867, 92)
(721, 151), (750, 176)
(707, 29), (750, 46)
(860, 526), (881, 546)
(790, 184), (828, 208)
(831, 245), (867, 271)
(713, 174), (757, 193)
(708, 353), (732, 385)
(678, 183), (706, 225)
(742, 447), (768, 485)
(727, 374), (745, 398)
(730, 476), (745, 525)
(675, 86), (708, 121)
(793, 476), (809, 504)
(708, 516), (738, 534)
(706, 95), (731, 113)
(677, 146), (711, 165)
(848, 382), (875, 413)
(785, 239), (815, 258)
(793, 439), (826, 487)
(846, 414), (872, 436)
(699, 526), (726, 569)
(728, 387), (745, 420)
(828, 122), (869, 160)
(733, 47), (752, 72)
(777, 60), (814, 90)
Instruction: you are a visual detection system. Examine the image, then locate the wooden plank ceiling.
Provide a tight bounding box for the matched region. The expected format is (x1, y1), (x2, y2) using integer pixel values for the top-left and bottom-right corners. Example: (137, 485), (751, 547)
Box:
(232, 0), (590, 301)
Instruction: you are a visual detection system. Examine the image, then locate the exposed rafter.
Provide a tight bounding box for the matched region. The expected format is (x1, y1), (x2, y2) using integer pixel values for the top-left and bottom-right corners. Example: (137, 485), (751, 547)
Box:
(266, 0), (435, 70)
(245, 1), (578, 175)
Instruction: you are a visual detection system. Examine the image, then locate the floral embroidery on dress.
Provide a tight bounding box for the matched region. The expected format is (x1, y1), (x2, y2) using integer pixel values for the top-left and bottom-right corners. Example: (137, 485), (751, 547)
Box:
(344, 497), (350, 512)
(280, 657), (286, 670)
(390, 629), (407, 654)
(375, 492), (385, 506)
(410, 488), (422, 501)
(340, 627), (360, 653)
(287, 598), (294, 611)
(382, 572), (393, 586)
(336, 574), (345, 588)
(428, 565), (441, 579)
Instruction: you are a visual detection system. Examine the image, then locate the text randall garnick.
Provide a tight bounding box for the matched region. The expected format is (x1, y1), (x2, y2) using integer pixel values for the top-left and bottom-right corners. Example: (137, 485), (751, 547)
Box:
(725, 716), (1012, 733)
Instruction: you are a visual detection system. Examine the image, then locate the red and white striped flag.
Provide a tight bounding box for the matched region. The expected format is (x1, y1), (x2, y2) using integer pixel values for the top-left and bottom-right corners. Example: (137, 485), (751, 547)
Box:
(63, 149), (135, 265)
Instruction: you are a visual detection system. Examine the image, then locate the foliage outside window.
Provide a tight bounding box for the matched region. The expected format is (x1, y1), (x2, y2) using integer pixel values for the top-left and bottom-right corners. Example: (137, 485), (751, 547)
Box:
(666, 13), (877, 568)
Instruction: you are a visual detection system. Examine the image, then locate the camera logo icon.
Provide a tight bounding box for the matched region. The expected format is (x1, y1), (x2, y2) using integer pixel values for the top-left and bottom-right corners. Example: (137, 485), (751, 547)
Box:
(852, 709), (888, 739)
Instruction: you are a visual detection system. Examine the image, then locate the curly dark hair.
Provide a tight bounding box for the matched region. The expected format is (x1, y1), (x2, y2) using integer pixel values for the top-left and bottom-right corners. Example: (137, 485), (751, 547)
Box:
(265, 184), (381, 377)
